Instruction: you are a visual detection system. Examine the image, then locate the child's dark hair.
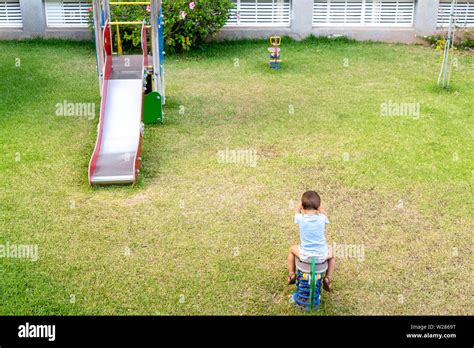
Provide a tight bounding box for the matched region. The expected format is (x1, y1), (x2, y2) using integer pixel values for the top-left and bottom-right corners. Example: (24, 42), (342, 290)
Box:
(301, 191), (321, 210)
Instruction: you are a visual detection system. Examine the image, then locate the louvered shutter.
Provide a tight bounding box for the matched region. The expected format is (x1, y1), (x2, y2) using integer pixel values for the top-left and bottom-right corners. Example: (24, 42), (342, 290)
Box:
(0, 0), (22, 28)
(364, 0), (414, 26)
(227, 0), (292, 27)
(45, 0), (91, 28)
(313, 0), (414, 26)
(437, 0), (474, 27)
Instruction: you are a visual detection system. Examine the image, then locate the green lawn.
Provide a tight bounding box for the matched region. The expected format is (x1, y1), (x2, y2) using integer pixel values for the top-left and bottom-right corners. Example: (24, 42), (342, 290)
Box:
(0, 37), (472, 315)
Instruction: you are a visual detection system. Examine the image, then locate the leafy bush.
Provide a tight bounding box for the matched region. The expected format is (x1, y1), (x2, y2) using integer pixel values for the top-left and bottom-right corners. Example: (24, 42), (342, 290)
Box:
(423, 30), (474, 50)
(162, 0), (233, 52)
(462, 38), (474, 49)
(89, 0), (234, 53)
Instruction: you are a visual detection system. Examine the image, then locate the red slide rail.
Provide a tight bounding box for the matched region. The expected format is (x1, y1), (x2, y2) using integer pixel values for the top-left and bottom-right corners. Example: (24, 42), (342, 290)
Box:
(88, 21), (113, 186)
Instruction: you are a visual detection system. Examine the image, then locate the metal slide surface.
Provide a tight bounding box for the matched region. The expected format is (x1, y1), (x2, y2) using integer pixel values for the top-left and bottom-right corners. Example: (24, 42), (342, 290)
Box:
(88, 22), (147, 185)
(90, 79), (142, 184)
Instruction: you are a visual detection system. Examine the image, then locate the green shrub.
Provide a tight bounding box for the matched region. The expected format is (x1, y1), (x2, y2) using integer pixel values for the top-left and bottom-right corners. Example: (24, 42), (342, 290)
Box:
(163, 0), (234, 52)
(423, 30), (474, 50)
(89, 0), (234, 53)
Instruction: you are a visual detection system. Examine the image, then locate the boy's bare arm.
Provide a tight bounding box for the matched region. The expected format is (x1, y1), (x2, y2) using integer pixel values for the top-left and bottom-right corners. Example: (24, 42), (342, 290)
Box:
(294, 201), (303, 214)
(318, 202), (327, 216)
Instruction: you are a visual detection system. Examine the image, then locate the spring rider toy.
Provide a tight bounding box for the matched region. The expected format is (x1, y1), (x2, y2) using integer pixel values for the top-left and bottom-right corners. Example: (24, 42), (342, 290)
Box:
(268, 36), (282, 70)
(290, 256), (328, 311)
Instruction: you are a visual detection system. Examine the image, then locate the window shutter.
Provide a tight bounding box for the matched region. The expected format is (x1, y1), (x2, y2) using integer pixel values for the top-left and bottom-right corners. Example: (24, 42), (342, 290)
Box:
(227, 0), (292, 27)
(437, 0), (474, 28)
(364, 0), (414, 26)
(0, 0), (22, 28)
(45, 0), (91, 28)
(313, 0), (414, 26)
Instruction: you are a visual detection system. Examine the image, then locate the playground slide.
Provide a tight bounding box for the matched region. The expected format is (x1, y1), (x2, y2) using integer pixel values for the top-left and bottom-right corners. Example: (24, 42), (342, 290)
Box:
(88, 22), (147, 185)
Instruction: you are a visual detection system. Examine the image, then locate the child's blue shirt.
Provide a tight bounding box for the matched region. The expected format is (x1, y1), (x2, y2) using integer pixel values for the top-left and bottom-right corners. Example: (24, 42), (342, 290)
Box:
(295, 213), (329, 259)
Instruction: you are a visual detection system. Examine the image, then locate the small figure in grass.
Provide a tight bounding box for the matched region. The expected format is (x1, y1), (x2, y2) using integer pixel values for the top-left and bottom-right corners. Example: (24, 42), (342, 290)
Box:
(268, 36), (281, 70)
(287, 190), (336, 292)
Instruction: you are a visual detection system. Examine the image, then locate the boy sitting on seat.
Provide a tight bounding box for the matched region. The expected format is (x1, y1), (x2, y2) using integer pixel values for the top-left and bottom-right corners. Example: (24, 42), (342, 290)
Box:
(287, 190), (335, 292)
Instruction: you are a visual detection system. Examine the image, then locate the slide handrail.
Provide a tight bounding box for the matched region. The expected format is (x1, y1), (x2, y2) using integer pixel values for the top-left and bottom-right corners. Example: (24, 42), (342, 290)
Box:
(88, 20), (113, 186)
